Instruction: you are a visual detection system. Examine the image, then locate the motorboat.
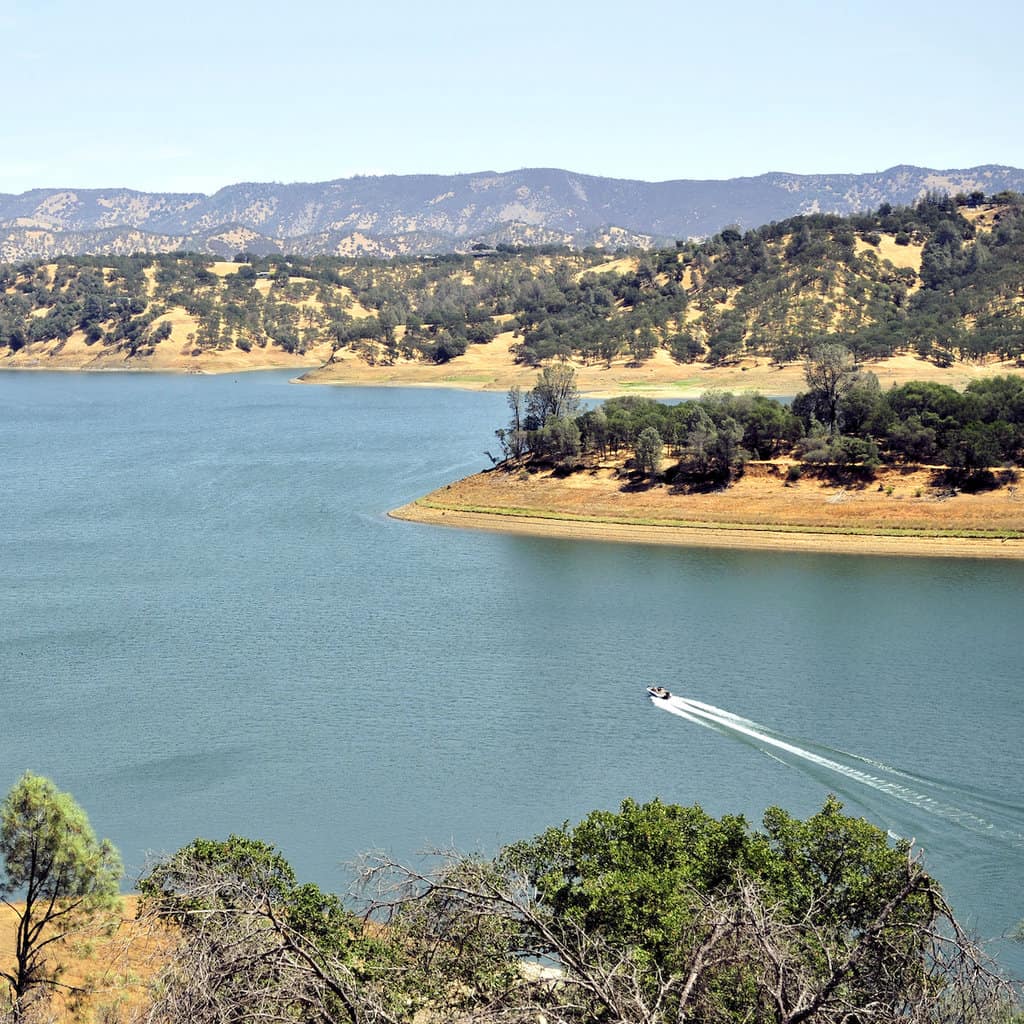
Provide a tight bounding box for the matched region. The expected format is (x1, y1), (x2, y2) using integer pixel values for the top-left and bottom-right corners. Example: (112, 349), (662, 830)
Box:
(647, 686), (672, 700)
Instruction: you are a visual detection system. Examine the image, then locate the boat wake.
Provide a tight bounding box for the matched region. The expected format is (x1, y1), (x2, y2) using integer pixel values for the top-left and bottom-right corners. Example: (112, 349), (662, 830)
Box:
(651, 693), (1024, 846)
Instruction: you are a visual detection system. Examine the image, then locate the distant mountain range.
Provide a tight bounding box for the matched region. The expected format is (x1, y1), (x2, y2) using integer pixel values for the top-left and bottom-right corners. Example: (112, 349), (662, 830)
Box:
(3, 164), (1024, 261)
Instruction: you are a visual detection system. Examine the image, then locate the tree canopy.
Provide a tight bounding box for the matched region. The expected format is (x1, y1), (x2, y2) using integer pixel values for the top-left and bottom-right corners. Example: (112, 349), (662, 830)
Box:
(485, 796), (953, 1019)
(498, 363), (1024, 490)
(137, 800), (1018, 1024)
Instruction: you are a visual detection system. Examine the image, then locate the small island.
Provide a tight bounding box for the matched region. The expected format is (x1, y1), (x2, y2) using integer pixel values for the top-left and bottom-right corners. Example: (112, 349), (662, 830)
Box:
(393, 362), (1024, 560)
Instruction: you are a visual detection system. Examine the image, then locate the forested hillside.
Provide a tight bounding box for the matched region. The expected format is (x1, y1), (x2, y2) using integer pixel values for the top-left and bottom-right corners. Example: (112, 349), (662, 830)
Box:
(500, 190), (1024, 369)
(0, 247), (612, 367)
(2, 191), (1024, 374)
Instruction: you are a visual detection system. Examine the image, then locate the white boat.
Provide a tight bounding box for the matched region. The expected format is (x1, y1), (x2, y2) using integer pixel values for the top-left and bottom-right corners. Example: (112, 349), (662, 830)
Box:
(647, 686), (671, 700)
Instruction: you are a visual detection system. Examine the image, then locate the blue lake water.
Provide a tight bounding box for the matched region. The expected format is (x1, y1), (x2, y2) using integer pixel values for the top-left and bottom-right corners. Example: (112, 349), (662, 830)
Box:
(1, 370), (1021, 976)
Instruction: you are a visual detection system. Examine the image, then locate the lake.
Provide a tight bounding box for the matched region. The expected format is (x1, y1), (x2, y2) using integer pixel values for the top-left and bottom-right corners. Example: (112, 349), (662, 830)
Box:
(1, 370), (1021, 976)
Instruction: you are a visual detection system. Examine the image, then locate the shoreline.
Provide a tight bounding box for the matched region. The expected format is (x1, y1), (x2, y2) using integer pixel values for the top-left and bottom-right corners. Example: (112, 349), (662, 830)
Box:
(389, 502), (1024, 560)
(0, 361), (318, 377)
(6, 347), (1022, 398)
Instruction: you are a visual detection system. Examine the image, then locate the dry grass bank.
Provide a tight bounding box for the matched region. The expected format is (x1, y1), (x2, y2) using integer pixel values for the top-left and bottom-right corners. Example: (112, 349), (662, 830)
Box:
(0, 896), (169, 1022)
(0, 334), (332, 374)
(392, 461), (1024, 559)
(302, 339), (1024, 398)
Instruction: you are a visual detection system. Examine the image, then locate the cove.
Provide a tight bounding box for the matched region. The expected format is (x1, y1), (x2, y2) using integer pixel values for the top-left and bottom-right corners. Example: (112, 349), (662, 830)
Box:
(1, 370), (1021, 976)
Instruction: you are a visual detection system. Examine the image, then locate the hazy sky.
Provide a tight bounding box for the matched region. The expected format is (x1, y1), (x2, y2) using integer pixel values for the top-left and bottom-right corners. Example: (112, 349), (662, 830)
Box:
(4, 0), (1022, 194)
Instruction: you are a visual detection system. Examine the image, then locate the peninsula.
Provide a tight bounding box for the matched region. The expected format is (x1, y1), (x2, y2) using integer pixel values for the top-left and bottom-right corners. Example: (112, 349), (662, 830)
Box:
(391, 461), (1024, 560)
(392, 360), (1024, 559)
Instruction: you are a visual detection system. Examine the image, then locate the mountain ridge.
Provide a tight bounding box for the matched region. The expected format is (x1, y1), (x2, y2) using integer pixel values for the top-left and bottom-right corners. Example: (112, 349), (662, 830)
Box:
(3, 164), (1023, 261)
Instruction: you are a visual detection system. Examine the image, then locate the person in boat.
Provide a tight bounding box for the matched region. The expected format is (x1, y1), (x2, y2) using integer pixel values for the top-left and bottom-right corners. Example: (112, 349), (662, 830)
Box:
(648, 686), (671, 700)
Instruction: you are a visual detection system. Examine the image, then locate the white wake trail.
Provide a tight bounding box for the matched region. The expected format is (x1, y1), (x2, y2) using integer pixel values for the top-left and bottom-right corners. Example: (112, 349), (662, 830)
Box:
(652, 694), (1023, 844)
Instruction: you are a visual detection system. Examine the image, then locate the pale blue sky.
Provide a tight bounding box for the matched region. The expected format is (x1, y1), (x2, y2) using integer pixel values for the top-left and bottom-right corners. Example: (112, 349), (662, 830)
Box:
(3, 0), (1021, 194)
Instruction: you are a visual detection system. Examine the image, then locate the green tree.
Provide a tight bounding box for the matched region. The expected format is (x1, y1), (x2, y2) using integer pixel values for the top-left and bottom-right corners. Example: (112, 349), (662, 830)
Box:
(684, 407), (720, 475)
(536, 416), (582, 465)
(707, 413), (747, 480)
(500, 798), (763, 972)
(798, 429), (880, 473)
(577, 406), (609, 455)
(1, 773), (122, 1021)
(362, 797), (1014, 1024)
(630, 323), (658, 362)
(597, 328), (621, 367)
(800, 343), (859, 434)
(730, 392), (802, 457)
(682, 407), (747, 482)
(838, 371), (888, 437)
(633, 426), (663, 477)
(668, 330), (704, 363)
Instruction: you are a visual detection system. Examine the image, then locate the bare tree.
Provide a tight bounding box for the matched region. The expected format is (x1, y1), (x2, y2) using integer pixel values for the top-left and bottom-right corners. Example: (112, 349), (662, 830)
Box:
(137, 840), (396, 1024)
(526, 364), (580, 426)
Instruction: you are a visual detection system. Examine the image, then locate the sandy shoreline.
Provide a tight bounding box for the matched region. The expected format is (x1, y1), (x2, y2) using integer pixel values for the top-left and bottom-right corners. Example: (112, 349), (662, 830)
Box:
(7, 339), (1022, 398)
(301, 348), (1024, 399)
(390, 503), (1024, 560)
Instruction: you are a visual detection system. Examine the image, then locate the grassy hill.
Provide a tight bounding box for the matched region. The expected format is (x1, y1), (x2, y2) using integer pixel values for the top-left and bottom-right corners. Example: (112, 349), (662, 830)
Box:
(2, 191), (1024, 388)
